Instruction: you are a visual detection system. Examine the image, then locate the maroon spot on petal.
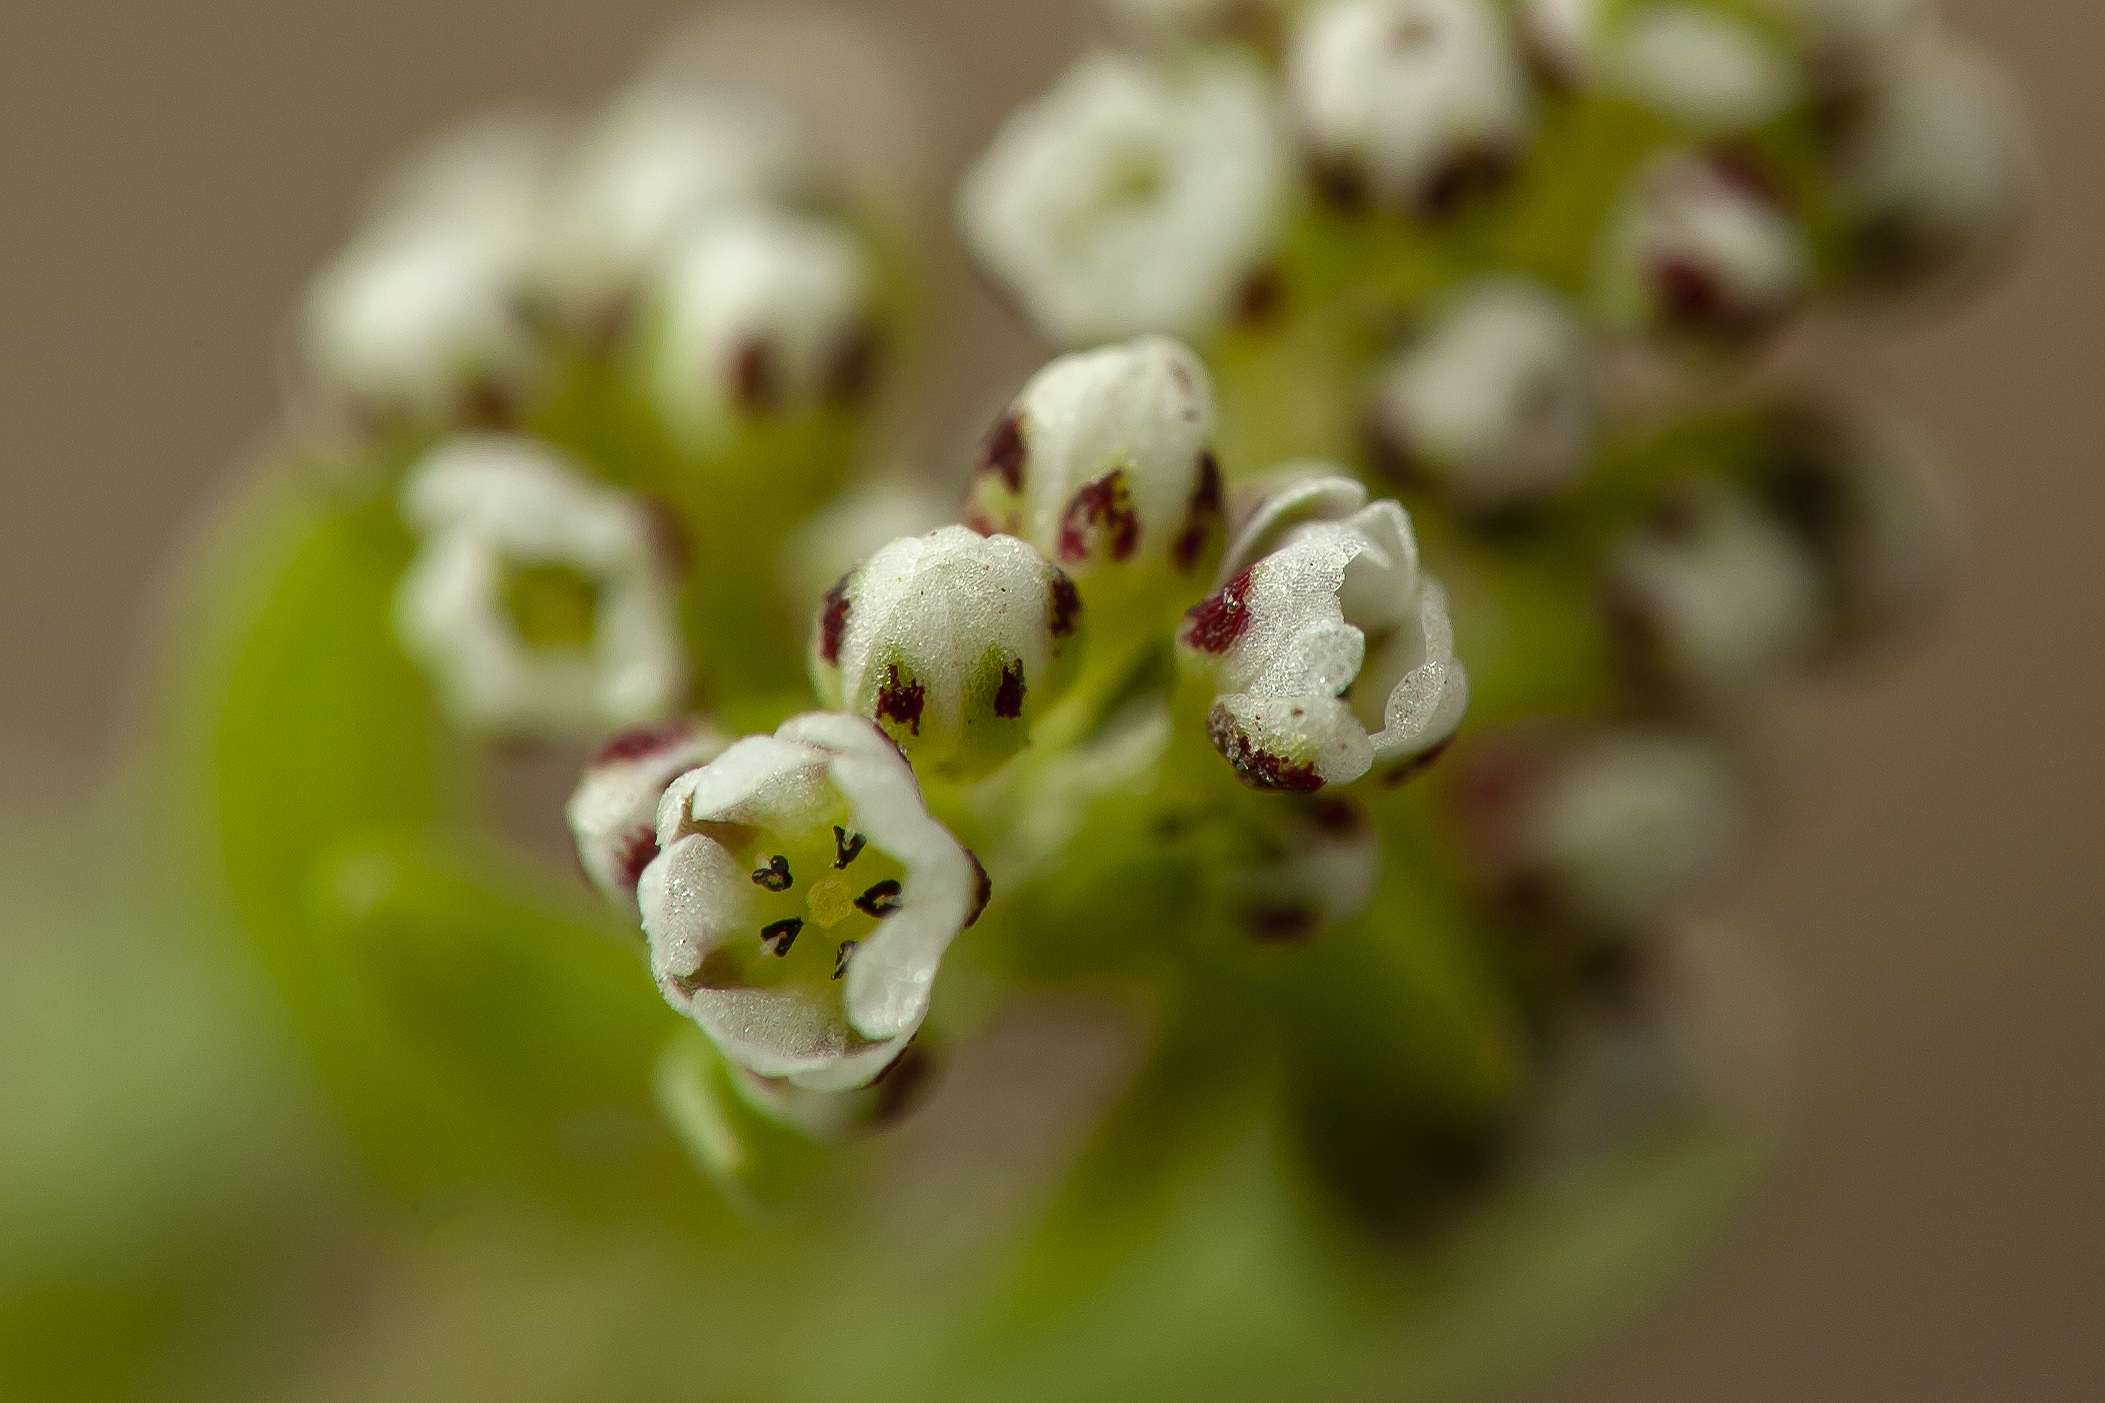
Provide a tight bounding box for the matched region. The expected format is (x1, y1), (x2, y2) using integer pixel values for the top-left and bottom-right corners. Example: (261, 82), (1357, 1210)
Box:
(993, 658), (1026, 719)
(962, 506), (1000, 537)
(1206, 704), (1326, 793)
(1243, 900), (1319, 945)
(1381, 736), (1455, 788)
(818, 573), (854, 666)
(614, 824), (660, 890)
(1180, 566), (1257, 655)
(1057, 470), (1139, 564)
(824, 324), (882, 406)
(1234, 265), (1285, 327)
(977, 411), (1028, 492)
(1422, 144), (1514, 218)
(965, 851), (992, 928)
(1048, 571), (1082, 639)
(593, 720), (698, 766)
(1705, 147), (1783, 204)
(731, 336), (781, 414)
(875, 664), (926, 736)
(1654, 256), (1730, 329)
(1170, 451), (1224, 572)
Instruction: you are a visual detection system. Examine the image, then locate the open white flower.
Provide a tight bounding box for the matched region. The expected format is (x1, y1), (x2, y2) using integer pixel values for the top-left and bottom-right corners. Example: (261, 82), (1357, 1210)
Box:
(639, 712), (988, 1091)
(960, 51), (1288, 346)
(304, 119), (553, 421)
(1594, 150), (1809, 346)
(811, 527), (1083, 780)
(567, 718), (728, 916)
(1369, 278), (1596, 512)
(644, 207), (876, 443)
(1827, 27), (2028, 295)
(536, 83), (803, 320)
(1520, 0), (1800, 133)
(394, 434), (688, 737)
(1603, 479), (1825, 702)
(965, 337), (1222, 588)
(1179, 471), (1468, 791)
(1289, 0), (1533, 214)
(1454, 728), (1749, 934)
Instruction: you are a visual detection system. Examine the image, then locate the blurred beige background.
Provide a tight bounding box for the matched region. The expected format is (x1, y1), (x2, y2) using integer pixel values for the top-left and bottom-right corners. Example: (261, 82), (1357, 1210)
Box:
(0, 1), (2097, 1398)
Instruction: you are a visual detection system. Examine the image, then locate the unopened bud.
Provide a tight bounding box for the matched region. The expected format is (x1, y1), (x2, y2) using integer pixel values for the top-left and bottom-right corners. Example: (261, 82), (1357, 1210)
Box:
(1520, 0), (1800, 133)
(566, 718), (728, 915)
(1290, 0), (1533, 215)
(1179, 471), (1468, 791)
(1369, 278), (1596, 513)
(811, 528), (1083, 780)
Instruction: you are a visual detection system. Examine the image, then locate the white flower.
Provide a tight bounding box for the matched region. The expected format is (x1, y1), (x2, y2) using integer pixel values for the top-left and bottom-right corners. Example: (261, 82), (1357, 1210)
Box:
(1212, 795), (1382, 942)
(1369, 278), (1596, 512)
(644, 207), (876, 443)
(639, 712), (988, 1091)
(303, 119), (553, 421)
(1520, 0), (1800, 133)
(566, 718), (728, 915)
(965, 337), (1222, 585)
(1603, 479), (1824, 701)
(960, 51), (1288, 346)
(536, 84), (802, 319)
(394, 434), (688, 737)
(1827, 27), (2028, 294)
(1454, 728), (1749, 933)
(1593, 150), (1809, 345)
(811, 528), (1084, 780)
(1289, 0), (1533, 214)
(1179, 471), (1468, 790)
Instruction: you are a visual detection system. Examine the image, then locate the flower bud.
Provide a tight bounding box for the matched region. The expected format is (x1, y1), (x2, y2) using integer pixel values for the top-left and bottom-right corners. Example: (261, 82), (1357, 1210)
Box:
(536, 83), (803, 322)
(303, 119), (552, 425)
(645, 207), (877, 444)
(810, 528), (1083, 780)
(1451, 727), (1749, 935)
(640, 712), (989, 1091)
(1519, 0), (1800, 134)
(1179, 471), (1468, 791)
(566, 718), (728, 916)
(1368, 278), (1596, 514)
(394, 434), (688, 737)
(1594, 150), (1809, 347)
(1289, 0), (1533, 215)
(960, 51), (1289, 346)
(1826, 28), (2028, 297)
(1602, 479), (1824, 704)
(965, 337), (1223, 592)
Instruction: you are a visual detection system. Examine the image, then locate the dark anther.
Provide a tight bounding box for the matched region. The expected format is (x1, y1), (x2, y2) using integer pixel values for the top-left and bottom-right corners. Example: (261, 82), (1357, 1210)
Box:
(855, 879), (904, 919)
(833, 940), (859, 980)
(1057, 470), (1140, 564)
(761, 917), (804, 956)
(833, 826), (867, 870)
(993, 658), (1027, 719)
(1180, 566), (1257, 654)
(1048, 571), (1082, 639)
(752, 854), (793, 892)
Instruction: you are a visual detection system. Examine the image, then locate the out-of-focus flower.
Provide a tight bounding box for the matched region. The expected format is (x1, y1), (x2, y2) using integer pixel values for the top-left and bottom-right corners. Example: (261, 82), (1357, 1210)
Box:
(394, 434), (688, 736)
(1452, 728), (1749, 934)
(1289, 0), (1533, 214)
(536, 84), (803, 321)
(567, 718), (728, 916)
(779, 474), (955, 623)
(644, 207), (877, 444)
(1826, 27), (2029, 297)
(1520, 0), (1800, 133)
(1368, 278), (1596, 513)
(1602, 479), (1825, 703)
(1212, 794), (1382, 941)
(640, 712), (988, 1091)
(965, 337), (1223, 593)
(811, 527), (1084, 780)
(960, 51), (1288, 346)
(1749, 401), (1959, 657)
(1594, 150), (1809, 347)
(303, 119), (553, 424)
(1179, 471), (1467, 791)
